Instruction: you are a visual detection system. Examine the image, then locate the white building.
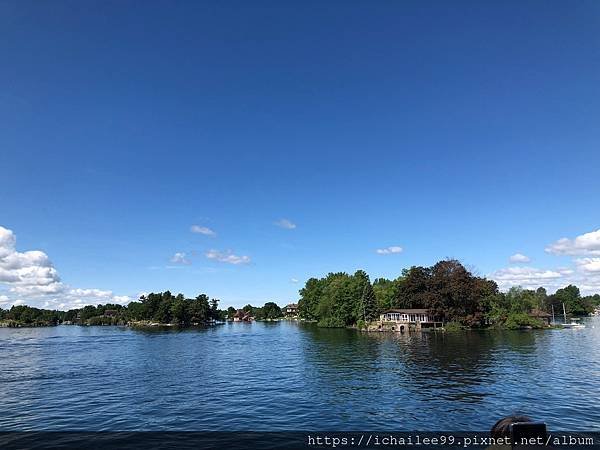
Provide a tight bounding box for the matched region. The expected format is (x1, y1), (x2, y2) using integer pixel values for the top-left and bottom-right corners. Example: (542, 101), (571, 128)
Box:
(378, 308), (443, 331)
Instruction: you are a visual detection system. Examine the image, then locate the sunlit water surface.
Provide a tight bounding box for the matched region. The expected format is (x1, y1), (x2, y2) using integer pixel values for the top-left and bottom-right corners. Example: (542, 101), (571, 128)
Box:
(1, 319), (598, 431)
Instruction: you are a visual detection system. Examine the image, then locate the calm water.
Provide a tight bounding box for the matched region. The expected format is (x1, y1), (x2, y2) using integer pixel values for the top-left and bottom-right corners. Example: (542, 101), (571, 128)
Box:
(0, 319), (599, 431)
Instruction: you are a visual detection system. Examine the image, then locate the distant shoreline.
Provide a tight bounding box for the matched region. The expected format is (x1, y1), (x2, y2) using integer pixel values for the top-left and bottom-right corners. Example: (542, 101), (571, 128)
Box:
(0, 318), (585, 331)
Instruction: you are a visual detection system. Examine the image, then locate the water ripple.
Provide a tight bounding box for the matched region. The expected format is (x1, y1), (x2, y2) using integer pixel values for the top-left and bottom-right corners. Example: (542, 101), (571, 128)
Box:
(0, 319), (599, 431)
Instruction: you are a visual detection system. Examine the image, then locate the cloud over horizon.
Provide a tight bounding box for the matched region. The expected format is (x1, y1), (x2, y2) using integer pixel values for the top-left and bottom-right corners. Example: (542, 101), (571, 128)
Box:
(545, 229), (600, 256)
(490, 266), (572, 291)
(491, 227), (600, 295)
(0, 226), (131, 310)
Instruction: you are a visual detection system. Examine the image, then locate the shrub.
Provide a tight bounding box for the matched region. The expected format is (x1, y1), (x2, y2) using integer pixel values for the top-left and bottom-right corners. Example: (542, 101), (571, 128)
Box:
(443, 321), (464, 332)
(317, 317), (346, 328)
(504, 312), (544, 329)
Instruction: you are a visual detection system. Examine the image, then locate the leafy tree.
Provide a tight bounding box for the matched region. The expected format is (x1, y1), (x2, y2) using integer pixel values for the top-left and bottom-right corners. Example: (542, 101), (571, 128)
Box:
(190, 295), (210, 322)
(504, 312), (544, 329)
(393, 260), (497, 326)
(582, 294), (600, 314)
(262, 302), (282, 320)
(356, 272), (377, 321)
(298, 277), (325, 320)
(395, 266), (432, 309)
(171, 295), (190, 325)
(372, 277), (398, 311)
(549, 285), (587, 316)
(535, 287), (547, 310)
(298, 271), (379, 327)
(209, 298), (220, 319)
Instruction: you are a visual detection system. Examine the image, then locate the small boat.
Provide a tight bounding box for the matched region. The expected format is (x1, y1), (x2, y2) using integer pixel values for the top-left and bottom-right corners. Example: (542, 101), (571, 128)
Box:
(553, 304), (585, 328)
(561, 318), (585, 329)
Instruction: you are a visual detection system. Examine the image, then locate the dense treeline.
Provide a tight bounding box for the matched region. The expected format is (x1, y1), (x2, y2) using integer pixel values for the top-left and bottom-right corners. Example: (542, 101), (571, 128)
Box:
(0, 291), (225, 327)
(298, 260), (600, 328)
(128, 291), (224, 325)
(0, 305), (67, 327)
(297, 270), (378, 328)
(226, 302), (283, 320)
(0, 294), (289, 327)
(2, 267), (599, 329)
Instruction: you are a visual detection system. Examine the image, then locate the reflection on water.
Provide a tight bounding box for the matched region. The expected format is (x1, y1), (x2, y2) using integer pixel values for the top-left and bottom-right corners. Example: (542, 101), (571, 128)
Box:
(0, 318), (598, 431)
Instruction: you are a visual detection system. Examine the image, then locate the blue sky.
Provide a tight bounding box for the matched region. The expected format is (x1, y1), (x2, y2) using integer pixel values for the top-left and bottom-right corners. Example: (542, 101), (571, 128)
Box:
(1, 1), (600, 309)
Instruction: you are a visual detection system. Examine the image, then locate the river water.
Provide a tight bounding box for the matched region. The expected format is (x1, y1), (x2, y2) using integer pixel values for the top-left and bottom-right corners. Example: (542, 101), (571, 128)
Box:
(0, 319), (598, 431)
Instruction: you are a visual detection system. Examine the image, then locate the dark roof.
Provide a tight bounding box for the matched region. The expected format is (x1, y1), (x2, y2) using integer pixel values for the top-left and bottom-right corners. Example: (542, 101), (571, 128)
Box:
(285, 303), (298, 308)
(382, 309), (430, 314)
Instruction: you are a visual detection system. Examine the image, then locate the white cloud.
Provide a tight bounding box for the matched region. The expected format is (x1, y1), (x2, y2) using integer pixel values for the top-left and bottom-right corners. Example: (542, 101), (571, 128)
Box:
(66, 288), (130, 305)
(489, 263), (600, 296)
(545, 228), (600, 256)
(0, 225), (131, 310)
(32, 290), (131, 312)
(0, 226), (63, 296)
(575, 258), (600, 273)
(489, 267), (573, 290)
(290, 278), (299, 283)
(190, 225), (216, 237)
(509, 253), (531, 263)
(489, 228), (600, 295)
(376, 246), (403, 255)
(274, 218), (296, 229)
(0, 227), (16, 258)
(205, 249), (251, 265)
(170, 252), (191, 265)
(0, 294), (10, 308)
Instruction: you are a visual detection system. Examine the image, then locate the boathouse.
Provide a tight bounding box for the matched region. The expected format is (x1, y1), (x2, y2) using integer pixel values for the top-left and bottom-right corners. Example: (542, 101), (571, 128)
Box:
(376, 308), (443, 332)
(283, 303), (299, 317)
(528, 309), (552, 326)
(233, 309), (253, 322)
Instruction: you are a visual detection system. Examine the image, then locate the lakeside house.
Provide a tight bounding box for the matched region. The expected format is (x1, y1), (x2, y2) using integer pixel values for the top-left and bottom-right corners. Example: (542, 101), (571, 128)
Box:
(373, 308), (444, 332)
(528, 309), (552, 326)
(283, 303), (299, 317)
(233, 309), (253, 322)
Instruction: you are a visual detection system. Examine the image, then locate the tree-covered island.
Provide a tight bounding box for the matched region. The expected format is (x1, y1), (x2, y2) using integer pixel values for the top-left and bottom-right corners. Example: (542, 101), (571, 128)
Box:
(0, 292), (287, 328)
(297, 260), (600, 330)
(2, 260), (599, 329)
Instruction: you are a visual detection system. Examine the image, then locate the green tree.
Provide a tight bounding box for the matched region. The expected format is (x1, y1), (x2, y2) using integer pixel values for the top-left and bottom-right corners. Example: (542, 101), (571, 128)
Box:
(226, 306), (236, 319)
(551, 285), (586, 316)
(171, 295), (190, 325)
(190, 294), (210, 322)
(262, 302), (282, 320)
(298, 277), (325, 320)
(209, 298), (220, 320)
(373, 277), (398, 312)
(353, 270), (377, 321)
(395, 266), (432, 309)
